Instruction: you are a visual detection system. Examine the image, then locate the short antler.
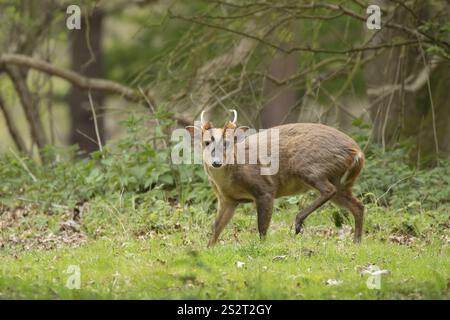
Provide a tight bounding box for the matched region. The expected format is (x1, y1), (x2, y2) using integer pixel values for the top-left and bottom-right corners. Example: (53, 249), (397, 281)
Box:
(200, 110), (206, 126)
(229, 109), (237, 124)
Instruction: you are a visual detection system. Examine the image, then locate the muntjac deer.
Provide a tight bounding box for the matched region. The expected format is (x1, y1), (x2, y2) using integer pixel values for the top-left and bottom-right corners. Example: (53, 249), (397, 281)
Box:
(187, 110), (365, 247)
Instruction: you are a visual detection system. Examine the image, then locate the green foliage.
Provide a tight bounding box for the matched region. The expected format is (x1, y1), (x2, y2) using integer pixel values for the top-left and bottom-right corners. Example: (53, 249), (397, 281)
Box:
(1, 0), (449, 300)
(1, 117), (449, 213)
(350, 120), (450, 209)
(1, 117), (449, 300)
(0, 109), (211, 210)
(356, 146), (450, 208)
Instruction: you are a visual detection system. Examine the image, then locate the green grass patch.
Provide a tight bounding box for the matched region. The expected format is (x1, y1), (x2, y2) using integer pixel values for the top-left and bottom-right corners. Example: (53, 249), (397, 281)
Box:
(1, 202), (449, 299)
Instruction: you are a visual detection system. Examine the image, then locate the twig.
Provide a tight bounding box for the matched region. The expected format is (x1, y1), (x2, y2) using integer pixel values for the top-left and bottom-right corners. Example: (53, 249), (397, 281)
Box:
(215, 1), (449, 49)
(418, 40), (440, 164)
(9, 147), (37, 182)
(376, 174), (414, 203)
(76, 129), (99, 146)
(88, 90), (103, 153)
(168, 11), (424, 55)
(381, 46), (403, 151)
(138, 86), (167, 149)
(81, 7), (97, 69)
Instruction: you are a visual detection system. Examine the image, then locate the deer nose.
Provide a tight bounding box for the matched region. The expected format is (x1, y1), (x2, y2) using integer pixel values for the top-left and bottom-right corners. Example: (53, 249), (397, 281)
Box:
(211, 160), (222, 168)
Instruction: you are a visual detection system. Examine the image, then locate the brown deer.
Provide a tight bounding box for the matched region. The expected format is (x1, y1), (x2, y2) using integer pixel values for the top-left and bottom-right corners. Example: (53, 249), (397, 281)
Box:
(187, 110), (365, 247)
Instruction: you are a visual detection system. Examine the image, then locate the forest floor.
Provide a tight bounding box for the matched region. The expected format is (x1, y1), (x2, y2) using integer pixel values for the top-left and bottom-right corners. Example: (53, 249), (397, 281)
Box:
(1, 199), (449, 299)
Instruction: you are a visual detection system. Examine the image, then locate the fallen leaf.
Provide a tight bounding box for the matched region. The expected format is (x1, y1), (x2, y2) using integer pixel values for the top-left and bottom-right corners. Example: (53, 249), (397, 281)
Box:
(325, 279), (342, 286)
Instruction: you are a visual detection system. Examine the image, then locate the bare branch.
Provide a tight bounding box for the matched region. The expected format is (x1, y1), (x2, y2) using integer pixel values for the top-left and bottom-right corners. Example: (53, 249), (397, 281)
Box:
(168, 11), (425, 54)
(5, 66), (48, 151)
(0, 53), (194, 126)
(9, 147), (37, 182)
(0, 54), (154, 105)
(0, 93), (28, 155)
(174, 1), (450, 52)
(87, 90), (103, 153)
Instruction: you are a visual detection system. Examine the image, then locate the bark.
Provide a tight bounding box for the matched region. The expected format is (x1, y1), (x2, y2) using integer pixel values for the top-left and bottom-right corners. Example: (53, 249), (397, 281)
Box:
(6, 66), (48, 151)
(260, 24), (300, 129)
(68, 9), (105, 154)
(0, 93), (28, 154)
(260, 49), (299, 128)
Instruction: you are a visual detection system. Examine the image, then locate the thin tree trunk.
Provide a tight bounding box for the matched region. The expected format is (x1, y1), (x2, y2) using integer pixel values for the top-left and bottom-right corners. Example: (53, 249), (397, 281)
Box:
(0, 93), (28, 154)
(6, 66), (48, 151)
(364, 1), (415, 148)
(260, 24), (300, 129)
(68, 9), (105, 155)
(364, 0), (449, 160)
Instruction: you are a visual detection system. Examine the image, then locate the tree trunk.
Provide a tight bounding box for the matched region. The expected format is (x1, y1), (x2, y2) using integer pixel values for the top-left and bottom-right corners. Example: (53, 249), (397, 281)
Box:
(260, 24), (300, 129)
(68, 9), (105, 155)
(364, 1), (416, 148)
(364, 0), (449, 161)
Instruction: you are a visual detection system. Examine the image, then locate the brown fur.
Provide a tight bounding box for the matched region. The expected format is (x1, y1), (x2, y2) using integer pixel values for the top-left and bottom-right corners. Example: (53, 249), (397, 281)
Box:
(191, 122), (365, 246)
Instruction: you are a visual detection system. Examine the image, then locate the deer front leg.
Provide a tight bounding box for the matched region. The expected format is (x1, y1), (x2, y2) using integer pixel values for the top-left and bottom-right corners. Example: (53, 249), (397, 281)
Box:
(255, 193), (274, 239)
(208, 198), (238, 247)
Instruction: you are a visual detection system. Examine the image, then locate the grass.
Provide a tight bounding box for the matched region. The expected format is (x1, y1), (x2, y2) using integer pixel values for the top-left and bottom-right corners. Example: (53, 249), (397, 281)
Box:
(1, 196), (449, 300)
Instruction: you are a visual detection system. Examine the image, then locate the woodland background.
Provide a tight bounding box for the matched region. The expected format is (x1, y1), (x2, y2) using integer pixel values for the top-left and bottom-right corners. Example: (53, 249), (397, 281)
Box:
(0, 0), (449, 299)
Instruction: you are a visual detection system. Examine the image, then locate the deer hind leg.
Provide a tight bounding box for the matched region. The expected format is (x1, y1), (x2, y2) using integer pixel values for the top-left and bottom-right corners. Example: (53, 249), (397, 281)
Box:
(295, 178), (337, 234)
(332, 190), (364, 243)
(208, 199), (238, 247)
(255, 193), (274, 240)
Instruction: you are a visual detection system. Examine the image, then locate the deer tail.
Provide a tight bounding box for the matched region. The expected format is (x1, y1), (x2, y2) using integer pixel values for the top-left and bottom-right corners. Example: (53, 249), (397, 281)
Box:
(340, 149), (365, 188)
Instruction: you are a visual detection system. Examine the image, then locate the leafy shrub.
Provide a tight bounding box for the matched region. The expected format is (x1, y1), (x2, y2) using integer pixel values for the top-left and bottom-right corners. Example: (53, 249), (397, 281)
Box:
(350, 120), (450, 210)
(0, 109), (211, 211)
(1, 116), (449, 213)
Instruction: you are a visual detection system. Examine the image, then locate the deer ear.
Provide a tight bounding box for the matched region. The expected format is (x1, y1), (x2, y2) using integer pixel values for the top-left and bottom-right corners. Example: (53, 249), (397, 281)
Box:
(223, 121), (237, 130)
(202, 121), (214, 131)
(185, 126), (200, 138)
(223, 121), (237, 139)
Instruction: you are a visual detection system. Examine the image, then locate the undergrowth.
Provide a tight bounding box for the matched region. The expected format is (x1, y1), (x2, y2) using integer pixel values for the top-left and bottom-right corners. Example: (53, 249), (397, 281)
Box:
(0, 113), (449, 299)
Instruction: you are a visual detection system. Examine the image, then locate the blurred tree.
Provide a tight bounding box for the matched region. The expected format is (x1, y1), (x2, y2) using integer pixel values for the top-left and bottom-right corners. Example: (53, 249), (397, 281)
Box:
(261, 23), (300, 128)
(1, 0), (448, 165)
(68, 8), (105, 155)
(364, 0), (450, 162)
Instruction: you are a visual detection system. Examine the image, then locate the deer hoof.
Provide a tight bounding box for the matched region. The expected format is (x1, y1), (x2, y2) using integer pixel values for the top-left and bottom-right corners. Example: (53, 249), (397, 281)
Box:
(295, 222), (304, 235)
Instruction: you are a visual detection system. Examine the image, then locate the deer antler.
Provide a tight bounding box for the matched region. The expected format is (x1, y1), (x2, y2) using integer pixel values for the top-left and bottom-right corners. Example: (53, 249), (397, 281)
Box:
(200, 110), (206, 126)
(229, 109), (237, 124)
